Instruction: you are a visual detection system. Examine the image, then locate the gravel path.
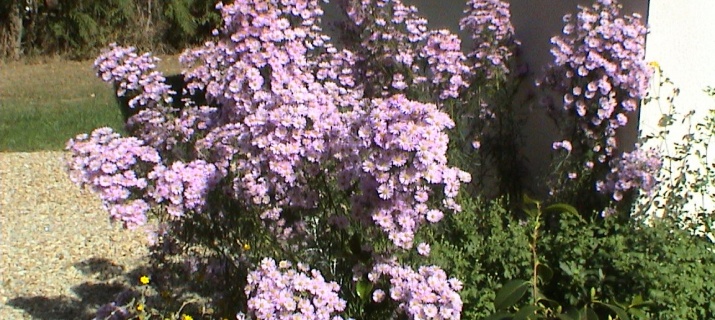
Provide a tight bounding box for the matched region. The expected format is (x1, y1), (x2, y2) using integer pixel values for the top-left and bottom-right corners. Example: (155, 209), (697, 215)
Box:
(1, 152), (150, 319)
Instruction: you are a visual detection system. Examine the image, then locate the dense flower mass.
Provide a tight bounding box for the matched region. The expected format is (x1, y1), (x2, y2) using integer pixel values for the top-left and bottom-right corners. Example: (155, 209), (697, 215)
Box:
(338, 0), (470, 101)
(597, 147), (662, 201)
(66, 127), (160, 228)
(64, 0), (673, 319)
(460, 0), (519, 79)
(352, 94), (471, 248)
(369, 262), (463, 319)
(243, 258), (347, 319)
(540, 0), (652, 163)
(175, 0), (362, 226)
(94, 43), (173, 109)
(148, 160), (222, 217)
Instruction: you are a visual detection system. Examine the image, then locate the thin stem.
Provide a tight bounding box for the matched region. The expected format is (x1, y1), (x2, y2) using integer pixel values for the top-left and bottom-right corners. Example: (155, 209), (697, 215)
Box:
(530, 202), (542, 305)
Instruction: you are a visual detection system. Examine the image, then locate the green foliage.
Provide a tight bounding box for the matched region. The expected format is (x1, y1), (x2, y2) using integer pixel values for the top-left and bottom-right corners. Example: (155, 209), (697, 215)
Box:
(34, 0), (140, 59)
(9, 0), (220, 60)
(161, 0), (221, 50)
(425, 196), (532, 319)
(424, 190), (715, 320)
(599, 217), (715, 319)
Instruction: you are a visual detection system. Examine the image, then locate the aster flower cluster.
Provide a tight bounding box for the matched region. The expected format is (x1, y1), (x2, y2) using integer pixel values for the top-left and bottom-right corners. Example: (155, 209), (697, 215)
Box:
(540, 0), (652, 164)
(66, 127), (160, 229)
(243, 258), (347, 319)
(460, 0), (519, 80)
(597, 147), (662, 201)
(128, 106), (220, 153)
(177, 0), (356, 224)
(352, 95), (471, 249)
(147, 160), (222, 217)
(94, 43), (174, 110)
(369, 262), (463, 319)
(339, 0), (471, 101)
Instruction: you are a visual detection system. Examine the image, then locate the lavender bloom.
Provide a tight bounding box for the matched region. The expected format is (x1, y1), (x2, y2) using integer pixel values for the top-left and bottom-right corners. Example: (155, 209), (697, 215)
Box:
(66, 128), (160, 229)
(93, 302), (130, 320)
(94, 43), (174, 110)
(540, 0), (652, 162)
(460, 0), (519, 80)
(597, 147), (662, 201)
(351, 95), (471, 249)
(148, 160), (222, 217)
(338, 0), (470, 102)
(245, 258), (347, 319)
(369, 262), (463, 319)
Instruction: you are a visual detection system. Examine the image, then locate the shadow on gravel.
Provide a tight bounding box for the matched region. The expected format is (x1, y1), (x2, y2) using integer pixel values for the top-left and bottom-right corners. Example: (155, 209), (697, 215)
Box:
(6, 257), (148, 320)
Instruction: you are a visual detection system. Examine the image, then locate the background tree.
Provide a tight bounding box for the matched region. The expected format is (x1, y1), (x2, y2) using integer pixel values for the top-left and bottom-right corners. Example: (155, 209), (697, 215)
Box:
(0, 0), (24, 60)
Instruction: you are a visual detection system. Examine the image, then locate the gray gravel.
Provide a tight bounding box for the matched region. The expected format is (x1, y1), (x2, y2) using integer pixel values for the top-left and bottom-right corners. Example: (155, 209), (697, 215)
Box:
(1, 152), (150, 319)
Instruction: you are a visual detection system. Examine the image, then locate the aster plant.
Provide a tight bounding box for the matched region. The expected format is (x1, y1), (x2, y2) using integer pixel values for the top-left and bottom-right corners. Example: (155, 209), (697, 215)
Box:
(69, 0), (475, 319)
(337, 0), (527, 198)
(457, 0), (526, 197)
(538, 0), (655, 211)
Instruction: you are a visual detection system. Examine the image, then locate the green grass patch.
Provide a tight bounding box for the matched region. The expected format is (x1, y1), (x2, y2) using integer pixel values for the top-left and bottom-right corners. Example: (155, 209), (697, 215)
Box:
(0, 56), (183, 152)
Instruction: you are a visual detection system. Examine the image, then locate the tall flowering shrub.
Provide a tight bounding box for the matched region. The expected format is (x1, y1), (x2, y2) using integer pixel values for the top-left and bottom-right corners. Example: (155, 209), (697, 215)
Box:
(65, 0), (665, 318)
(68, 0), (476, 319)
(460, 0), (519, 81)
(457, 0), (525, 197)
(539, 0), (654, 207)
(338, 0), (526, 197)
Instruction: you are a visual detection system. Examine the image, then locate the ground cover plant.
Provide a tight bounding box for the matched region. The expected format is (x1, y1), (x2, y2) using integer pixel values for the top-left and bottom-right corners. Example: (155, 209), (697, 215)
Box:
(61, 0), (715, 319)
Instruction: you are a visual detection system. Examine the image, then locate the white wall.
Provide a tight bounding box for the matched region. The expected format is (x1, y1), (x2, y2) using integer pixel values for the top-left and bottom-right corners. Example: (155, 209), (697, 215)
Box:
(639, 0), (715, 226)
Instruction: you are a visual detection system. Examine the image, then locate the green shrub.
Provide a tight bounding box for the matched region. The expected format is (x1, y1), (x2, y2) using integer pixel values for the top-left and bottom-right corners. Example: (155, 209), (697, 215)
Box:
(425, 193), (715, 319)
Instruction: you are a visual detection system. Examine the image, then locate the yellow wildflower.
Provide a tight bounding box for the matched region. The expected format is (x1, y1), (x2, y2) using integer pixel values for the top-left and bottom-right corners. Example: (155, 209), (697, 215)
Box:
(136, 303), (145, 312)
(648, 61), (660, 70)
(139, 275), (150, 285)
(181, 314), (194, 320)
(243, 243), (251, 251)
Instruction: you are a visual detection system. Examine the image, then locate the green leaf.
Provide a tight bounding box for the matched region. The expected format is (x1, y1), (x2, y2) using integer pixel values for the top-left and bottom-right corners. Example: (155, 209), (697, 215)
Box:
(494, 280), (530, 310)
(563, 308), (581, 320)
(627, 308), (648, 319)
(483, 312), (514, 320)
(556, 314), (576, 320)
(628, 295), (653, 308)
(544, 203), (585, 223)
(559, 261), (573, 276)
(523, 193), (541, 206)
(584, 307), (598, 320)
(536, 263), (553, 283)
(355, 279), (372, 301)
(513, 305), (541, 320)
(596, 301), (630, 320)
(536, 295), (562, 310)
